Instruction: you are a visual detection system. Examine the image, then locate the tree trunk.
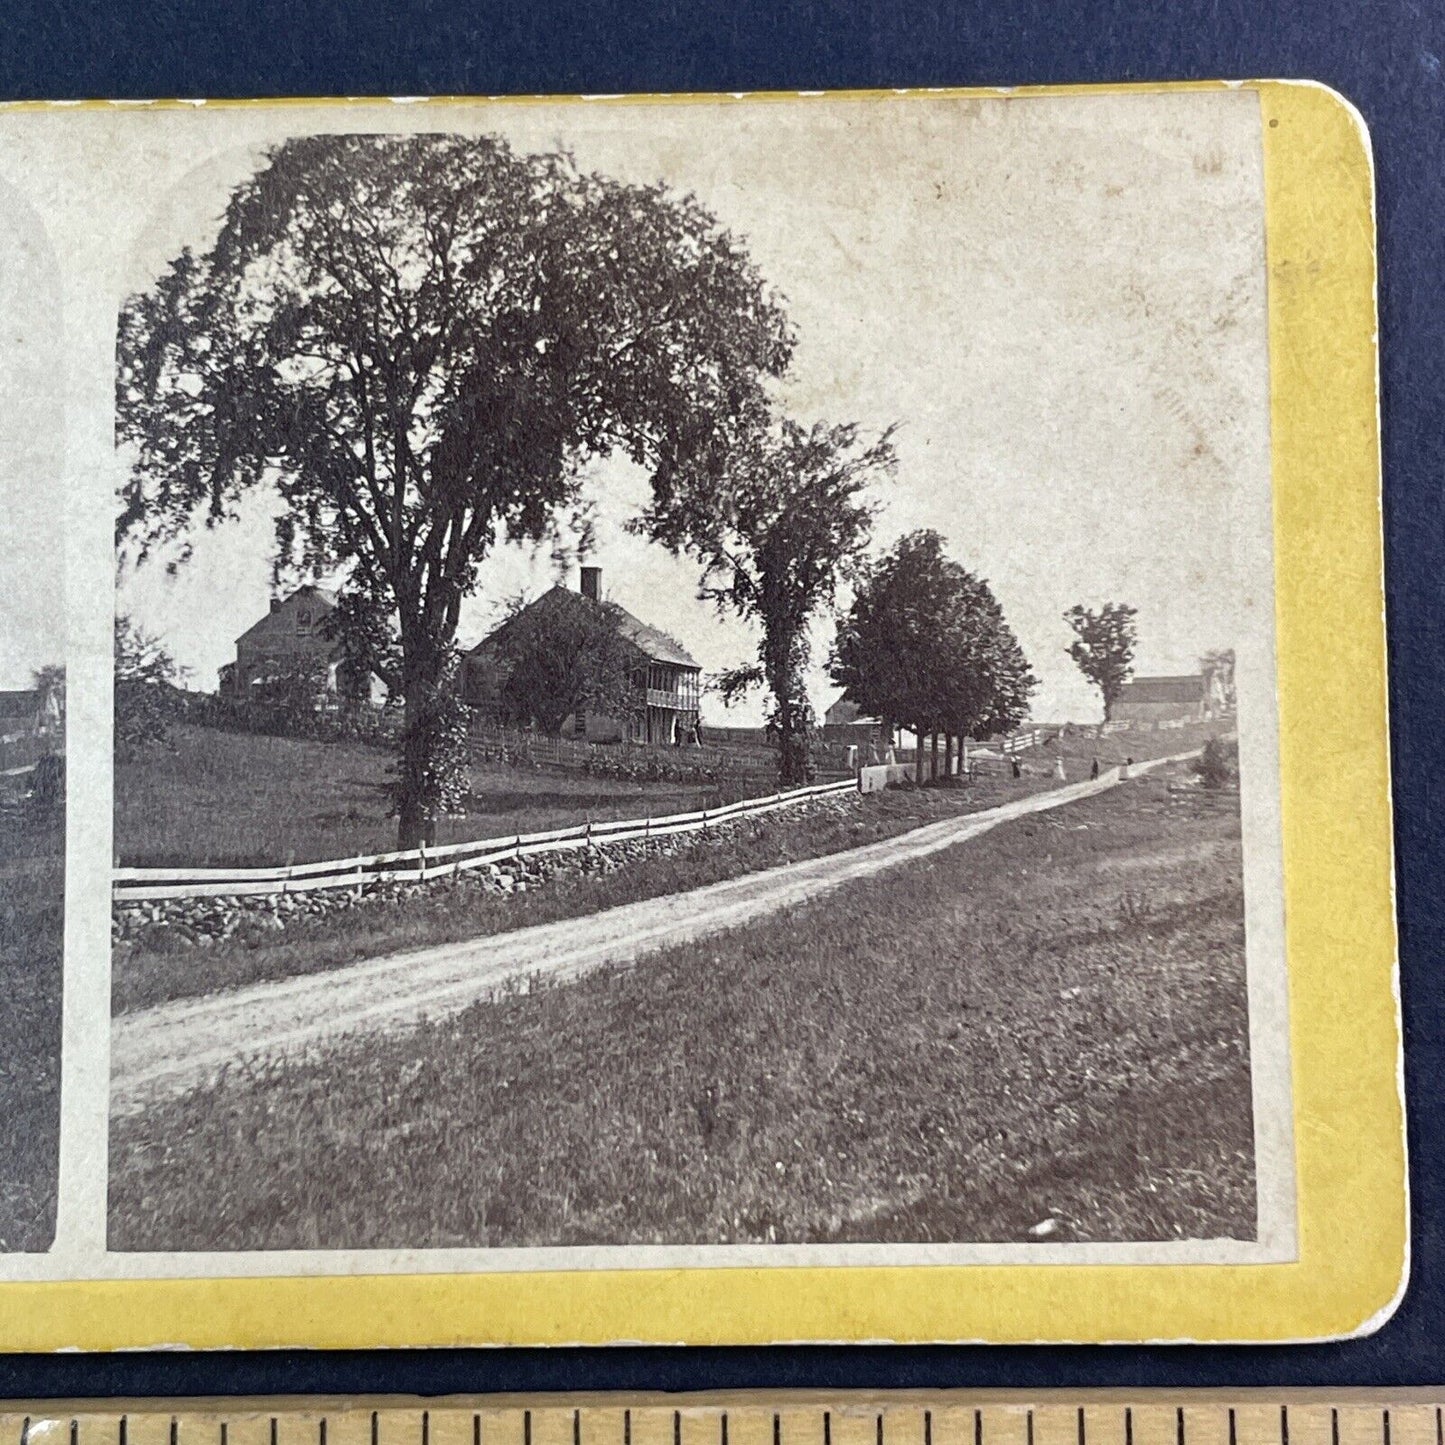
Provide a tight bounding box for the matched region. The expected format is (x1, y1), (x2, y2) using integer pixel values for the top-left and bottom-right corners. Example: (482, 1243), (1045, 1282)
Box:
(915, 726), (925, 785)
(765, 624), (809, 788)
(944, 732), (954, 778)
(779, 694), (809, 787)
(395, 644), (450, 850)
(930, 731), (939, 782)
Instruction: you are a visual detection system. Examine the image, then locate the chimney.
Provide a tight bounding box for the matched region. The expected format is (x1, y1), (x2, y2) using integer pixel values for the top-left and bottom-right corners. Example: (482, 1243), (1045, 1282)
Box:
(580, 565), (602, 602)
(269, 597), (282, 613)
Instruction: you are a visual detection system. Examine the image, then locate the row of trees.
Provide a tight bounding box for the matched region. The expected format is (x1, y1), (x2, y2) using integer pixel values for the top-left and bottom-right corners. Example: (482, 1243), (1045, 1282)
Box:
(830, 531), (1036, 775)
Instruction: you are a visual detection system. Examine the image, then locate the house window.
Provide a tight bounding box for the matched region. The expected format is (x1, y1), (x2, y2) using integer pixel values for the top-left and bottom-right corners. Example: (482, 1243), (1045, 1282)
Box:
(296, 608), (313, 635)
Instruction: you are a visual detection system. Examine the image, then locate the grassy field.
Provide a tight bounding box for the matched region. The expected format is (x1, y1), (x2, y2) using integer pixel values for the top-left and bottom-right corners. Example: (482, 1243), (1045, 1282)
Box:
(0, 810), (64, 1252)
(109, 766), (1254, 1251)
(114, 724), (751, 868)
(112, 770), (1056, 1014)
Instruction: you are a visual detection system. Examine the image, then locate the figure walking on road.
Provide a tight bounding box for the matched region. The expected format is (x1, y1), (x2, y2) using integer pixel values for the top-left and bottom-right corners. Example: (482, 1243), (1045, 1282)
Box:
(1090, 757), (1100, 780)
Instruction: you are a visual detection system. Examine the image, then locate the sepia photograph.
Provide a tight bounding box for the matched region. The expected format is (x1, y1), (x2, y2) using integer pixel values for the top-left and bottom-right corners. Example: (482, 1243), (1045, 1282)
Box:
(0, 180), (66, 1253)
(101, 91), (1286, 1261)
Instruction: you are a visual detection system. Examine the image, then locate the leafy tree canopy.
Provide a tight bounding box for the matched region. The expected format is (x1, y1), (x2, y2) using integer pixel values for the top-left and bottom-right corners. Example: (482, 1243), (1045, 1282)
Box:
(484, 588), (641, 736)
(831, 529), (1036, 742)
(116, 132), (794, 843)
(638, 414), (894, 783)
(1063, 601), (1138, 720)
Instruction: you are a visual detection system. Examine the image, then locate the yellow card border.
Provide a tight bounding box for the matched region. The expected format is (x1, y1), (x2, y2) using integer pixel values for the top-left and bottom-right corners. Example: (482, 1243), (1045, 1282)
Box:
(0, 78), (1403, 1348)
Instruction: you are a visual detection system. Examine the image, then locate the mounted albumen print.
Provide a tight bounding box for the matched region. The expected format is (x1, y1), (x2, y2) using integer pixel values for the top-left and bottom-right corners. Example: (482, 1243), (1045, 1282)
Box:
(0, 82), (1403, 1348)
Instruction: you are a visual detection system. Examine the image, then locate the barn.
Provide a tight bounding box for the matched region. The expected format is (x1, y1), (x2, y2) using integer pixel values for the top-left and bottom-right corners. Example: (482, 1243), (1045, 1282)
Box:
(1111, 674), (1210, 724)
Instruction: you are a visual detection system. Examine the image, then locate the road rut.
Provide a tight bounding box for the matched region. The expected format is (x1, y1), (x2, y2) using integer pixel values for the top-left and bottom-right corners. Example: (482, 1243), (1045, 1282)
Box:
(111, 751), (1195, 1112)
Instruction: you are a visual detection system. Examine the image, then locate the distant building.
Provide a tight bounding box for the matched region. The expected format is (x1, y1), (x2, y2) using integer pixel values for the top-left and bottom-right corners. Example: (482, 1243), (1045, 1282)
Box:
(1112, 674), (1213, 724)
(823, 696), (868, 727)
(0, 689), (43, 743)
(0, 678), (64, 766)
(462, 566), (702, 745)
(821, 693), (892, 752)
(221, 585), (377, 703)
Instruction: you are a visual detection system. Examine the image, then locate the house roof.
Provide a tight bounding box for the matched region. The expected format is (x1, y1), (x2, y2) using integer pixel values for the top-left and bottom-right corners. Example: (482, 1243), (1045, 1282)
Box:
(1116, 674), (1205, 704)
(236, 585), (340, 646)
(471, 585), (701, 670)
(824, 696), (881, 726)
(612, 611), (700, 669)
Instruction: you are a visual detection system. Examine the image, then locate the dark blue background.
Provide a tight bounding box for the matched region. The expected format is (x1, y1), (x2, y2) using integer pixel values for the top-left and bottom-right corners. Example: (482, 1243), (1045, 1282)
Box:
(2, 0), (1442, 1397)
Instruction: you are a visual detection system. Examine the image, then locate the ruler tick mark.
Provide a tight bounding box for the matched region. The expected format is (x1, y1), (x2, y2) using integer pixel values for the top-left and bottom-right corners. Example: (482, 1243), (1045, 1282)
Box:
(1177, 1409), (1186, 1445)
(1281, 1407), (1289, 1445)
(1127, 1409), (1134, 1445)
(1078, 1407), (1087, 1445)
(1384, 1411), (1392, 1445)
(573, 1412), (581, 1445)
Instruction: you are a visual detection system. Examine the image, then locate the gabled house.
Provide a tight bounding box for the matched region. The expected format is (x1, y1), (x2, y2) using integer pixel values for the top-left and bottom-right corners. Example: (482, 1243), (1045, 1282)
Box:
(1112, 673), (1212, 723)
(221, 585), (377, 704)
(462, 566), (702, 745)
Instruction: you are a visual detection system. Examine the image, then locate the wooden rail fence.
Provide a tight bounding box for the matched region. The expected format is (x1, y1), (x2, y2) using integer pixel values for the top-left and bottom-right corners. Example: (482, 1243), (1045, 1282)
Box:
(113, 777), (858, 903)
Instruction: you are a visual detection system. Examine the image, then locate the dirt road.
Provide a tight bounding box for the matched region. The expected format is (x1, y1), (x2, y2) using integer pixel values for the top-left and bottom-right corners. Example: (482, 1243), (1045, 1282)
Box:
(110, 752), (1196, 1112)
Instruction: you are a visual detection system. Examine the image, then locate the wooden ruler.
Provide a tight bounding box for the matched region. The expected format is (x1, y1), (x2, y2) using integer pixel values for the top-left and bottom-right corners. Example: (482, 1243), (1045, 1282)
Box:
(3, 1395), (1441, 1445)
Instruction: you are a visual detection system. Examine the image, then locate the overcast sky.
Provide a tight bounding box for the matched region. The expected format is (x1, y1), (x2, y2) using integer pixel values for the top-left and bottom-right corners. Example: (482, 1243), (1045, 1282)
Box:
(108, 90), (1271, 723)
(0, 180), (64, 690)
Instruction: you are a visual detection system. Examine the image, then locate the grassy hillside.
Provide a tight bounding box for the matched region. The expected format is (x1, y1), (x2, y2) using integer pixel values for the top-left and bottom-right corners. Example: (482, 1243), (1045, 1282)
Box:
(114, 724), (749, 868)
(110, 766), (1253, 1251)
(0, 811), (63, 1251)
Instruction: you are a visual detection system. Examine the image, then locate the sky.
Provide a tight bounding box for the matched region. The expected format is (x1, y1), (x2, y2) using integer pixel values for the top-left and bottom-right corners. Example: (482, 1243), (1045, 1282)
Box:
(0, 178), (65, 690)
(109, 90), (1272, 724)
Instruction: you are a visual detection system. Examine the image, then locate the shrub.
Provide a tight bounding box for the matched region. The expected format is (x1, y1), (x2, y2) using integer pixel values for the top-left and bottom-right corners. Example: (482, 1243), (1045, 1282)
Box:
(1194, 736), (1238, 790)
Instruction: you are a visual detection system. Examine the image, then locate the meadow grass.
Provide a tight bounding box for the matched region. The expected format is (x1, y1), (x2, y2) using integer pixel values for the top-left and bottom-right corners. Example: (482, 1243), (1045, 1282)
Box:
(114, 724), (746, 868)
(0, 815), (63, 1251)
(109, 770), (1254, 1251)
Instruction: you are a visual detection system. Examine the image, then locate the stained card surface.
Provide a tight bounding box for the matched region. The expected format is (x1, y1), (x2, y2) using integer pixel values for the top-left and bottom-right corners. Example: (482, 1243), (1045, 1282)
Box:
(0, 82), (1403, 1347)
